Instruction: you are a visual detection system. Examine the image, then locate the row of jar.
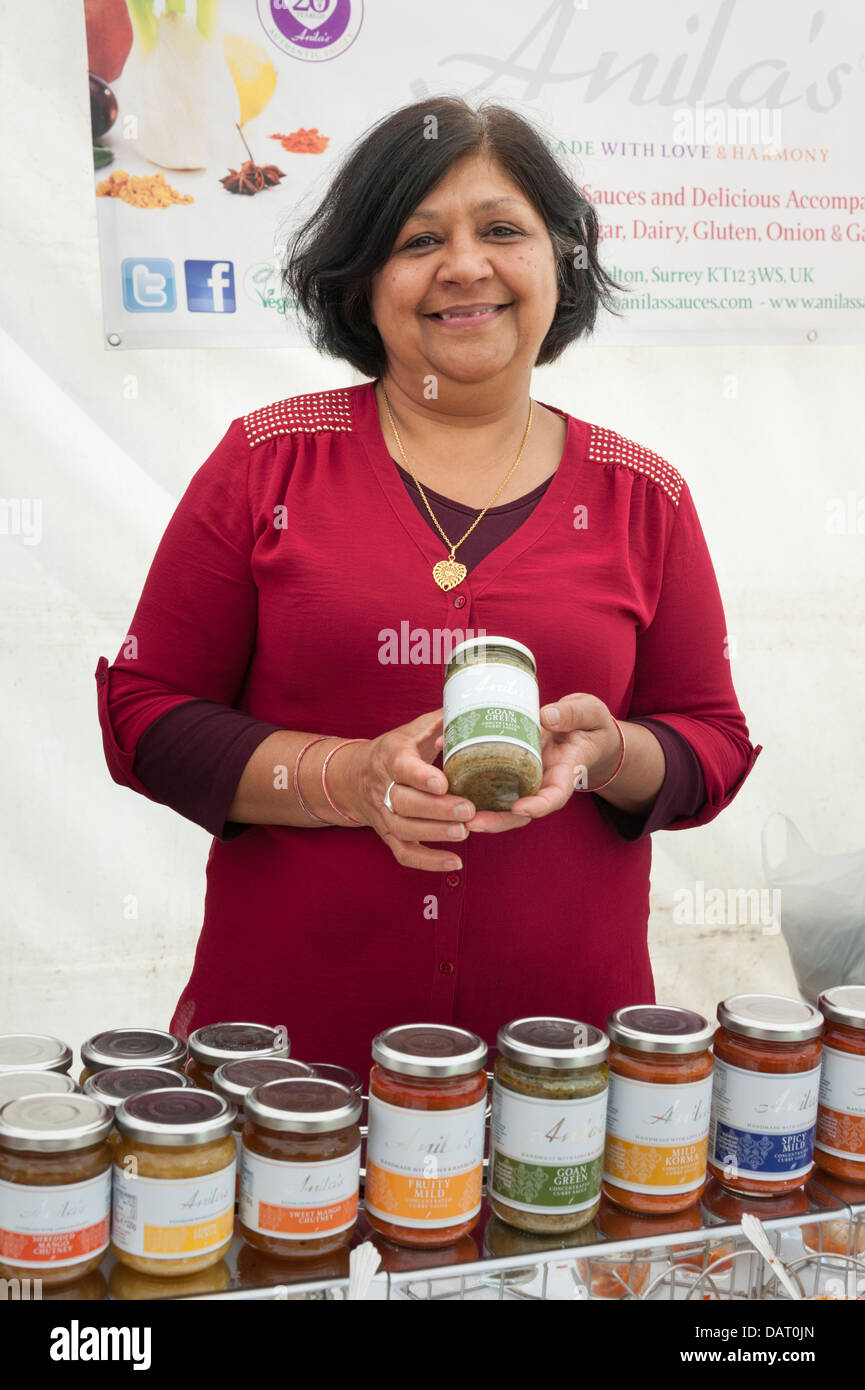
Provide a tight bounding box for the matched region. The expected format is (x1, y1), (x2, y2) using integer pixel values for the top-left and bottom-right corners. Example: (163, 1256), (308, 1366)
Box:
(2, 987), (865, 1284)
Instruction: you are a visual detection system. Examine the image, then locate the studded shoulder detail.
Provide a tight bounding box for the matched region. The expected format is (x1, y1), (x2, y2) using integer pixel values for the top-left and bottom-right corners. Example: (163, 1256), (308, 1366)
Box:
(241, 388), (353, 447)
(586, 423), (683, 507)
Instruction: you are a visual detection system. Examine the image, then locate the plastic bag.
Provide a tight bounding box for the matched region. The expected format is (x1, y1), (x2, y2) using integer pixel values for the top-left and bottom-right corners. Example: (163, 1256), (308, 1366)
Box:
(761, 812), (865, 1004)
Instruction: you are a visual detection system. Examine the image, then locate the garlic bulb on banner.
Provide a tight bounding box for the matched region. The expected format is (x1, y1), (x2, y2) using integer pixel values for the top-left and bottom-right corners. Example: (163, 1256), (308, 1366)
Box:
(122, 1), (240, 170)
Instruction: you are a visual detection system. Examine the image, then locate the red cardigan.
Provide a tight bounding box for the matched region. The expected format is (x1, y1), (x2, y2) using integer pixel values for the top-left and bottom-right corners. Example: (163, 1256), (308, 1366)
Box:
(95, 379), (761, 1078)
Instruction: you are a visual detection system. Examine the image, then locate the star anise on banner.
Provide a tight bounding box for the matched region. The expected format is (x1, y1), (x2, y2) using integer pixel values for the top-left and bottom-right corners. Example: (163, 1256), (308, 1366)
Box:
(220, 126), (286, 196)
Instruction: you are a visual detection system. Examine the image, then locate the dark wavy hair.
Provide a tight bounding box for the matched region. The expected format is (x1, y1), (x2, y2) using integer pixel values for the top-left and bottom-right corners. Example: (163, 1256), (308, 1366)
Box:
(281, 97), (625, 377)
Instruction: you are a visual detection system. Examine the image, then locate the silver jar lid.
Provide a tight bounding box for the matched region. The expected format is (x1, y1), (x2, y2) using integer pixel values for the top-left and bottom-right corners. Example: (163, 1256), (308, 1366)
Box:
(372, 1023), (488, 1078)
(83, 1066), (196, 1110)
(80, 1028), (187, 1072)
(717, 993), (824, 1042)
(818, 985), (865, 1030)
(497, 1017), (609, 1070)
(0, 1071), (79, 1106)
(115, 1088), (236, 1146)
(212, 1057), (312, 1107)
(447, 635), (536, 672)
(0, 1093), (112, 1152)
(188, 1022), (289, 1066)
(607, 1005), (715, 1055)
(245, 1078), (361, 1134)
(307, 1063), (364, 1096)
(0, 1033), (73, 1074)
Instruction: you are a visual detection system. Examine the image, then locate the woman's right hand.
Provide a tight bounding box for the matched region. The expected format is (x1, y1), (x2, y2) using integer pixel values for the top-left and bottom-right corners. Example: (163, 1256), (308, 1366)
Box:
(331, 708), (530, 872)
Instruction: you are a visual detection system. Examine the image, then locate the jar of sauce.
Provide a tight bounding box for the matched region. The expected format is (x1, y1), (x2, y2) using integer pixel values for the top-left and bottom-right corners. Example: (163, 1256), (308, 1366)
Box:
(185, 1022), (289, 1090)
(701, 1175), (810, 1224)
(443, 636), (543, 811)
(489, 1017), (609, 1234)
(814, 985), (865, 1183)
(238, 1078), (361, 1258)
(803, 1167), (865, 1257)
(112, 1088), (237, 1277)
(365, 1023), (488, 1248)
(0, 1072), (78, 1105)
(708, 993), (823, 1195)
(0, 1093), (112, 1286)
(603, 1005), (715, 1214)
(213, 1057), (313, 1198)
(0, 1034), (72, 1076)
(79, 1029), (187, 1086)
(83, 1066), (195, 1115)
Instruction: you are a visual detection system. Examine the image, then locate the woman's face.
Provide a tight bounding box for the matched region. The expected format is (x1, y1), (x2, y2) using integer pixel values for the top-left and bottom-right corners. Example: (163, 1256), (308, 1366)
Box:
(370, 153), (560, 388)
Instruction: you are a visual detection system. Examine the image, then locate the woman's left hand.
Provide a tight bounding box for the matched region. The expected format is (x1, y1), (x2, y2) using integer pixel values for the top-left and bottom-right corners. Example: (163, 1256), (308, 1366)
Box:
(435, 692), (623, 831)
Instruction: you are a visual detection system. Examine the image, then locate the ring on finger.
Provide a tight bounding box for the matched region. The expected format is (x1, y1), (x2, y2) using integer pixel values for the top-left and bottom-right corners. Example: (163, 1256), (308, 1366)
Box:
(383, 780), (397, 813)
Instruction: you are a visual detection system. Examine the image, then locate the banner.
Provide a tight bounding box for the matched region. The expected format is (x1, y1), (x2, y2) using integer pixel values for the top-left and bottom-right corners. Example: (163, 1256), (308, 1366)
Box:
(83, 0), (865, 348)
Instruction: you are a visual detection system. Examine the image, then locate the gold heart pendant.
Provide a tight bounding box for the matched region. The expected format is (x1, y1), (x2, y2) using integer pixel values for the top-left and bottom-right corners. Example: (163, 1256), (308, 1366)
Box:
(432, 558), (468, 592)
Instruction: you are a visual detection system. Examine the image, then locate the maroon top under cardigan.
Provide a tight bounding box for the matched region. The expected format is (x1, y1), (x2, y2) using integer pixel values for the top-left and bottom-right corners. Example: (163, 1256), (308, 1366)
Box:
(95, 380), (761, 1078)
(129, 460), (706, 842)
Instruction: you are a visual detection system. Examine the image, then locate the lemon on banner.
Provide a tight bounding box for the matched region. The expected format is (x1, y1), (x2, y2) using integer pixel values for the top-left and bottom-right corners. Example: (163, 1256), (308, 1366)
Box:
(223, 34), (277, 126)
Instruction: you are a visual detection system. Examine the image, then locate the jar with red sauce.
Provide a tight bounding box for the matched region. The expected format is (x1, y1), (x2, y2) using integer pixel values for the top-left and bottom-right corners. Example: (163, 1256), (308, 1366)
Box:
(185, 1023), (289, 1090)
(602, 1006), (715, 1215)
(814, 985), (865, 1183)
(238, 1078), (361, 1258)
(364, 1024), (488, 1248)
(212, 1056), (313, 1200)
(707, 993), (823, 1195)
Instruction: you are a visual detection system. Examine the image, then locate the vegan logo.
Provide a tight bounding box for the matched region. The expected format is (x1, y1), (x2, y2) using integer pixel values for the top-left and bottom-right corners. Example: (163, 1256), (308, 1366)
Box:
(121, 258), (176, 312)
(257, 0), (364, 63)
(184, 260), (236, 314)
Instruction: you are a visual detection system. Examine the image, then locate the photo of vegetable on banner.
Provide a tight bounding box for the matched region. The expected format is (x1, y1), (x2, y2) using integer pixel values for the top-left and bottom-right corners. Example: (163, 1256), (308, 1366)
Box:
(84, 0), (329, 206)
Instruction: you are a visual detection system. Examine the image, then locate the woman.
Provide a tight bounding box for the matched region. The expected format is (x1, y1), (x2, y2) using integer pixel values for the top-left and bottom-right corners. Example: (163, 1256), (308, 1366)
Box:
(95, 98), (761, 1079)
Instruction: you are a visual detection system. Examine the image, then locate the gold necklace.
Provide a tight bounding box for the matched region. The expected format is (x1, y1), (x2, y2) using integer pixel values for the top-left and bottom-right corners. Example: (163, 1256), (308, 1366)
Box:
(381, 383), (534, 591)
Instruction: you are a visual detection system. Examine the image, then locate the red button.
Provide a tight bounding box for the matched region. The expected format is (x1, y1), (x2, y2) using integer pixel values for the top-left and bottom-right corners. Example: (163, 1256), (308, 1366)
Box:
(439, 960), (455, 975)
(445, 872), (461, 888)
(453, 594), (466, 609)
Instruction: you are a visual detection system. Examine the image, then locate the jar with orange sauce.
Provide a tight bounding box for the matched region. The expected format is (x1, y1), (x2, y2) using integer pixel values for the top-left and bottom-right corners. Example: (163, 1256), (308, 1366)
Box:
(112, 1089), (237, 1277)
(79, 1028), (186, 1085)
(0, 1094), (112, 1286)
(0, 1034), (72, 1076)
(212, 1057), (313, 1200)
(185, 1022), (289, 1090)
(707, 994), (823, 1195)
(365, 1024), (488, 1248)
(814, 985), (865, 1183)
(602, 1006), (715, 1214)
(238, 1078), (361, 1258)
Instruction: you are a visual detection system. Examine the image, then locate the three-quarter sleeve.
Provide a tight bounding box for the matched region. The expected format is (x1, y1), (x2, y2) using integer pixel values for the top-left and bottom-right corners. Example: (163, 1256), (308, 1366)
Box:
(614, 478), (762, 832)
(94, 418), (275, 830)
(595, 716), (707, 842)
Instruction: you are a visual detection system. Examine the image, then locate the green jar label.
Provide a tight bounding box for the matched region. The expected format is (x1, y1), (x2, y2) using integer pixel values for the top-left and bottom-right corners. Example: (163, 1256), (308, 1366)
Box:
(443, 662), (541, 761)
(489, 1086), (607, 1214)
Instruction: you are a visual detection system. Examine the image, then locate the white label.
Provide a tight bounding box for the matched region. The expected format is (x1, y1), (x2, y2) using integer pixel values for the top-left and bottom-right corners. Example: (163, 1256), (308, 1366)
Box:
(489, 1085), (607, 1214)
(0, 1170), (111, 1268)
(443, 661), (541, 760)
(239, 1145), (360, 1238)
(365, 1093), (486, 1229)
(708, 1059), (820, 1182)
(816, 1044), (865, 1160)
(111, 1161), (235, 1260)
(603, 1073), (713, 1195)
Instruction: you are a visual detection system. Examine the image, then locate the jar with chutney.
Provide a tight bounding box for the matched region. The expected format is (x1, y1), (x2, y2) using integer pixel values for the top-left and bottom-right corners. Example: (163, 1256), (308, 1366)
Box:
(814, 985), (865, 1183)
(443, 637), (543, 811)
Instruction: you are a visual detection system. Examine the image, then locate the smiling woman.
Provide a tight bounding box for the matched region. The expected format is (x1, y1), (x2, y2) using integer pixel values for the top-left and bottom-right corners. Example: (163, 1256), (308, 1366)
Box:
(95, 97), (761, 1080)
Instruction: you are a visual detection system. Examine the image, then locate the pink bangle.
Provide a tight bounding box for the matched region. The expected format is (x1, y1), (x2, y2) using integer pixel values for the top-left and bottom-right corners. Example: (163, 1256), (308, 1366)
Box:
(293, 736), (331, 823)
(321, 738), (369, 825)
(581, 717), (626, 793)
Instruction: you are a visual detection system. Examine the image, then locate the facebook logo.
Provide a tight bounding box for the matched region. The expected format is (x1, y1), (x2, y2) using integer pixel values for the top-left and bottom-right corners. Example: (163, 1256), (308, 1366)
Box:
(184, 260), (236, 313)
(121, 258), (176, 312)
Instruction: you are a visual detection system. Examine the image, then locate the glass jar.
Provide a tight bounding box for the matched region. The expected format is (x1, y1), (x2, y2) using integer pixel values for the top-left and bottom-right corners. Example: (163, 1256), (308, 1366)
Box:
(0, 1093), (112, 1286)
(110, 1257), (231, 1301)
(78, 1028), (186, 1086)
(603, 1005), (715, 1214)
(83, 1066), (195, 1117)
(814, 985), (865, 1183)
(0, 1072), (78, 1105)
(365, 1023), (488, 1248)
(489, 1016), (609, 1234)
(0, 1034), (72, 1076)
(708, 993), (823, 1195)
(442, 636), (543, 811)
(803, 1168), (865, 1257)
(185, 1022), (289, 1090)
(212, 1057), (313, 1198)
(112, 1088), (237, 1277)
(238, 1077), (361, 1258)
